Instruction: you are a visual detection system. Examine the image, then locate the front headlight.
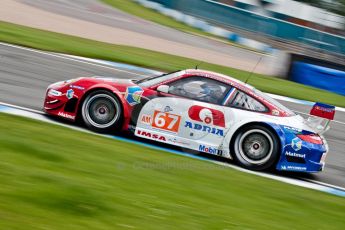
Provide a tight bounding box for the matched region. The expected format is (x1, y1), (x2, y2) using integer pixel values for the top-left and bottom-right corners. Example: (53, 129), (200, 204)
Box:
(48, 89), (62, 97)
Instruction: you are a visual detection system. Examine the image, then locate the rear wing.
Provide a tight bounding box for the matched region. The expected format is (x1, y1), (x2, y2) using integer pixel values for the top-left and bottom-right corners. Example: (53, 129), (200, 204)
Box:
(306, 102), (335, 134)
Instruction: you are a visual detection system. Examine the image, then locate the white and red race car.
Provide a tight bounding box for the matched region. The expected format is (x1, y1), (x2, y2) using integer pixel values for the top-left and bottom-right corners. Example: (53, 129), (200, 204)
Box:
(44, 69), (335, 172)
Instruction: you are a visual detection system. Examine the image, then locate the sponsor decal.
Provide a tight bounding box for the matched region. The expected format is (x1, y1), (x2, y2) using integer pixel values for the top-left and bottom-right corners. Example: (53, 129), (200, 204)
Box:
(283, 126), (301, 133)
(164, 106), (173, 113)
(291, 137), (302, 151)
(281, 165), (307, 171)
(199, 145), (223, 156)
(140, 114), (152, 125)
(125, 86), (143, 105)
(311, 103), (335, 120)
(58, 112), (75, 120)
(285, 151), (306, 159)
(188, 105), (225, 127)
(168, 138), (190, 146)
(48, 89), (62, 97)
(66, 89), (74, 99)
(152, 110), (181, 133)
(185, 121), (224, 136)
(272, 109), (280, 116)
(70, 85), (85, 90)
(287, 166), (307, 171)
(136, 130), (166, 141)
(314, 105), (334, 113)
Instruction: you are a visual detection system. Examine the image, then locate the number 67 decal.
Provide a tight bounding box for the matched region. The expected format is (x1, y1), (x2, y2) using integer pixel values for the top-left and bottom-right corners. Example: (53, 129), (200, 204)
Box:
(152, 110), (181, 133)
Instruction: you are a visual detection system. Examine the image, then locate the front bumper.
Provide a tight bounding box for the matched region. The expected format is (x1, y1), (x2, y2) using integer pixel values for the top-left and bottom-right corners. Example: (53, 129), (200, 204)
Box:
(43, 85), (79, 121)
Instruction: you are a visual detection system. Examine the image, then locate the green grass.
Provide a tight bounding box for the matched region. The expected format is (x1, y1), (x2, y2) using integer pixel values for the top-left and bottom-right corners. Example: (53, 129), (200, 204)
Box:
(1, 20), (345, 107)
(0, 113), (345, 229)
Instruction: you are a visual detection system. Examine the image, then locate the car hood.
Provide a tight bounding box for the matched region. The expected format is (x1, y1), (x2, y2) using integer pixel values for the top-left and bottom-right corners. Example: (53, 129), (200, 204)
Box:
(91, 76), (136, 85)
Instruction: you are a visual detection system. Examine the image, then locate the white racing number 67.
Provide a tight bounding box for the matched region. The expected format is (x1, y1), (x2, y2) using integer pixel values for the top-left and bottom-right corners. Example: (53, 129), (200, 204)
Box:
(152, 111), (181, 133)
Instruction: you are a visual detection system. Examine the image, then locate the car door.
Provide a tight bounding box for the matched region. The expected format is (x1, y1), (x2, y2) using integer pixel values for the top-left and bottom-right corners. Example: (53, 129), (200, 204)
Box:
(135, 76), (234, 155)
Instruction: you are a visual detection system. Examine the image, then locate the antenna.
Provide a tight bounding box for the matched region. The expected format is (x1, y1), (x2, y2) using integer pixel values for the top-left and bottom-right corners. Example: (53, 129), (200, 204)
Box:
(244, 55), (263, 84)
(195, 61), (204, 70)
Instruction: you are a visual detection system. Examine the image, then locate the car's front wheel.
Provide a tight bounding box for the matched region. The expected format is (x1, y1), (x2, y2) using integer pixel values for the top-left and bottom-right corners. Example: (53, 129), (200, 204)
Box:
(232, 125), (279, 171)
(81, 90), (122, 133)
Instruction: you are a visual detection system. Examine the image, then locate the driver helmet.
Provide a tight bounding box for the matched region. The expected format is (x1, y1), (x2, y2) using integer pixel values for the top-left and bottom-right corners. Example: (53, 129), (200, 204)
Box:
(200, 83), (223, 100)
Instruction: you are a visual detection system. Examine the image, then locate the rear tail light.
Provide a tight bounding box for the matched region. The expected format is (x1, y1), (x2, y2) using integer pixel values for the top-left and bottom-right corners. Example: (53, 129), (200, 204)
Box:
(297, 134), (323, 145)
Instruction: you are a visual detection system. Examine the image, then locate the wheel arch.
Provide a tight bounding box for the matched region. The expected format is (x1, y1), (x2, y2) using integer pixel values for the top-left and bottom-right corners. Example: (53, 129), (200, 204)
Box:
(76, 86), (130, 130)
(227, 121), (285, 160)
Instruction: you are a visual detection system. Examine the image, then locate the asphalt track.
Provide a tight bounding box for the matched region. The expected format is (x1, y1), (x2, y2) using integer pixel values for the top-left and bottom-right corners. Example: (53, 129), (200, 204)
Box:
(19, 0), (262, 58)
(5, 0), (285, 76)
(0, 42), (344, 188)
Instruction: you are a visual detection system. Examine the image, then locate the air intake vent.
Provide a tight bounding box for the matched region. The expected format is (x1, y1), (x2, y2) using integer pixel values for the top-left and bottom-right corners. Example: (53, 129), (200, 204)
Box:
(64, 98), (78, 113)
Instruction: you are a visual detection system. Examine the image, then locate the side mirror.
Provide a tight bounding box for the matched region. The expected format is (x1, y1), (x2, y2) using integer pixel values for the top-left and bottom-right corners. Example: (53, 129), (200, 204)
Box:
(157, 85), (169, 94)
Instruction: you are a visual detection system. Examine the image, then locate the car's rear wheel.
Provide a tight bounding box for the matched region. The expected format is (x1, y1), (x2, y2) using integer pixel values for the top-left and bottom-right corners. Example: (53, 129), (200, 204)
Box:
(232, 125), (279, 171)
(81, 90), (122, 133)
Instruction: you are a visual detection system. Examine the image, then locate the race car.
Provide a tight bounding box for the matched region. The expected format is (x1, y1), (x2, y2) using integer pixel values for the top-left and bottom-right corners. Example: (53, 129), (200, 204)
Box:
(44, 69), (335, 172)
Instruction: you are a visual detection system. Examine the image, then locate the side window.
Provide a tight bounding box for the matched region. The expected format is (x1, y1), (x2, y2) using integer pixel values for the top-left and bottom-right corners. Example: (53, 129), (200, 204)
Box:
(228, 90), (267, 112)
(167, 77), (229, 104)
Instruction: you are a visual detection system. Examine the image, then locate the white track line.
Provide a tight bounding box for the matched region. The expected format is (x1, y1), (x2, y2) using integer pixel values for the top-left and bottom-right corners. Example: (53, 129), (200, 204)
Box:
(0, 42), (149, 77)
(0, 102), (45, 114)
(303, 178), (345, 192)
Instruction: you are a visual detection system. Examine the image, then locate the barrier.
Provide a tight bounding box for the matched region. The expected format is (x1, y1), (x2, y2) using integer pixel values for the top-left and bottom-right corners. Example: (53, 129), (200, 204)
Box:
(291, 62), (345, 96)
(135, 0), (273, 53)
(146, 0), (345, 56)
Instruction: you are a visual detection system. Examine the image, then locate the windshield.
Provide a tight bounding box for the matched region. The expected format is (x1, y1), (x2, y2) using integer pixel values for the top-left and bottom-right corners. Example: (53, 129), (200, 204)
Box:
(254, 89), (295, 116)
(137, 70), (183, 88)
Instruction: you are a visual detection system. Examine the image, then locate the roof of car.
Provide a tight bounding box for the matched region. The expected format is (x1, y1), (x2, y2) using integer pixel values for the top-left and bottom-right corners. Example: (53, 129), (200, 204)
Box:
(184, 69), (254, 92)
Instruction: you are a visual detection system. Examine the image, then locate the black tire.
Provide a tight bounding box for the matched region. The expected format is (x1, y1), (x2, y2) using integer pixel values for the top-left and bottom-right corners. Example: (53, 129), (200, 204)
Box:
(81, 90), (122, 133)
(232, 125), (280, 171)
